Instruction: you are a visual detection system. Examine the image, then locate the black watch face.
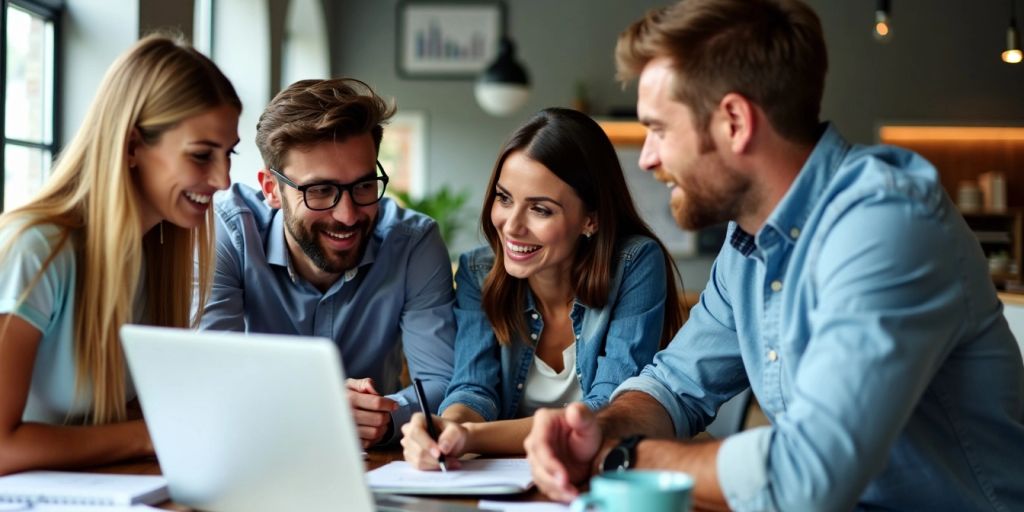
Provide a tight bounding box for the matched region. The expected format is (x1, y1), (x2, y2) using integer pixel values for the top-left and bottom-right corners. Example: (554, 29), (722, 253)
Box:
(602, 445), (629, 472)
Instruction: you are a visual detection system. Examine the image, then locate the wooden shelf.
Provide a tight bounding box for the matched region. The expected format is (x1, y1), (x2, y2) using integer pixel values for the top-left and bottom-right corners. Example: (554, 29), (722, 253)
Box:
(598, 120), (646, 146)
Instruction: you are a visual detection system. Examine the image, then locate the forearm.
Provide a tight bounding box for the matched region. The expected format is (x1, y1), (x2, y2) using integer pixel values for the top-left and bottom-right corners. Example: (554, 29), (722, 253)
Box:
(462, 417), (534, 456)
(441, 403), (485, 424)
(597, 391), (676, 440)
(0, 419), (152, 475)
(636, 438), (728, 512)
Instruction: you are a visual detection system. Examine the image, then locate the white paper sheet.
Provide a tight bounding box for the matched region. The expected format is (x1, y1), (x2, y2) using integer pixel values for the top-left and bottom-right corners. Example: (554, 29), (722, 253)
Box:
(367, 458), (533, 495)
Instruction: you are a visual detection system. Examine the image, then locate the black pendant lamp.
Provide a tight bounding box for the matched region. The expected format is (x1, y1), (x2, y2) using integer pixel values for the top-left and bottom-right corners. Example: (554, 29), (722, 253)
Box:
(474, 3), (530, 116)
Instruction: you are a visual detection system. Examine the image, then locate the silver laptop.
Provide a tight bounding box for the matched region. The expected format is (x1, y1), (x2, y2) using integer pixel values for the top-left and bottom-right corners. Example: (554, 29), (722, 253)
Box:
(121, 325), (476, 512)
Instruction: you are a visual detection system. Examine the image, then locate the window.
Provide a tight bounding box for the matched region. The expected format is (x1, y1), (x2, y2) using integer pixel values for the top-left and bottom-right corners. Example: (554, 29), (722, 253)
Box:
(2, 0), (59, 212)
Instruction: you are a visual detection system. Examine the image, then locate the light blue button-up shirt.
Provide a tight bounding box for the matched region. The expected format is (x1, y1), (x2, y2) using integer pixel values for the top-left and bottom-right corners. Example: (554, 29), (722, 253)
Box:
(614, 124), (1024, 510)
(200, 184), (456, 437)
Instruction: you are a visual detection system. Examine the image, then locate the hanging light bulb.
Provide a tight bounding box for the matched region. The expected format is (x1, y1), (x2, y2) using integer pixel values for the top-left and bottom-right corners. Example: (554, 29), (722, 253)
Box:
(1003, 0), (1022, 63)
(873, 0), (892, 42)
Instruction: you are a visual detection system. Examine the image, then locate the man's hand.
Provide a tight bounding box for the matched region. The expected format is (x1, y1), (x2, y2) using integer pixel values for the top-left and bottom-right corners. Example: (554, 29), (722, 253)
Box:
(346, 378), (398, 447)
(523, 403), (604, 503)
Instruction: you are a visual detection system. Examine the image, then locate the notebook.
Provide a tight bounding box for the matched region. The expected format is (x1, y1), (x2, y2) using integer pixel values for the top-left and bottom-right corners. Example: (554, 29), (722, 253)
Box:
(0, 471), (168, 506)
(367, 458), (534, 495)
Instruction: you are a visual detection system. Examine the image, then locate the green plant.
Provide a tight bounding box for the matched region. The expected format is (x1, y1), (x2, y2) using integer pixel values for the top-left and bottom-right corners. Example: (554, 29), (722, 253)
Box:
(391, 186), (470, 245)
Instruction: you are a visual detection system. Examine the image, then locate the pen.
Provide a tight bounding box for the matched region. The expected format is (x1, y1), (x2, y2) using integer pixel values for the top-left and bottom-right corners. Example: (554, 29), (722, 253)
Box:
(412, 377), (448, 472)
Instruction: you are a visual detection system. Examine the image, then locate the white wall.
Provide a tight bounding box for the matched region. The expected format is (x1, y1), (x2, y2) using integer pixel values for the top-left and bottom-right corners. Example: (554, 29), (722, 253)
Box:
(61, 0), (138, 144)
(1001, 302), (1024, 358)
(211, 0), (271, 190)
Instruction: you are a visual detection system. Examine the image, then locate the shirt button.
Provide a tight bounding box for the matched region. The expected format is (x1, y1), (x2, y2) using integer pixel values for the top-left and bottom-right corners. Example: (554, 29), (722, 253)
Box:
(531, 313), (539, 320)
(517, 383), (524, 390)
(530, 333), (538, 340)
(770, 280), (783, 292)
(575, 334), (580, 340)
(790, 227), (800, 239)
(768, 350), (778, 362)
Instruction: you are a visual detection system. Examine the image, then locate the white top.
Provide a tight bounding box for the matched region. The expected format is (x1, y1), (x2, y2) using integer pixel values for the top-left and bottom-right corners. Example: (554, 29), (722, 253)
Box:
(517, 342), (583, 416)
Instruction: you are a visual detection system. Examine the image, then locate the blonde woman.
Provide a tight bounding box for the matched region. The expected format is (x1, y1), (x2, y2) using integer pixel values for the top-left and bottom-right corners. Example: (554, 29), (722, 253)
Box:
(0, 35), (240, 474)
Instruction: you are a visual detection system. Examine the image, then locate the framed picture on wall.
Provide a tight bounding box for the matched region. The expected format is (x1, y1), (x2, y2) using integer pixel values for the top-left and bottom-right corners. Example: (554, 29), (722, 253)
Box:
(396, 1), (503, 79)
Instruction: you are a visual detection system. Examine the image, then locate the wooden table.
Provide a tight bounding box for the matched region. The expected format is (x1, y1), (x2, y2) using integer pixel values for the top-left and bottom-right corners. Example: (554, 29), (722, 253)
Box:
(91, 449), (552, 510)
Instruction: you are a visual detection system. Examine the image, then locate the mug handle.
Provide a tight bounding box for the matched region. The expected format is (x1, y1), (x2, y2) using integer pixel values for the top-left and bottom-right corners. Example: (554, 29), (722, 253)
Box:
(570, 493), (603, 512)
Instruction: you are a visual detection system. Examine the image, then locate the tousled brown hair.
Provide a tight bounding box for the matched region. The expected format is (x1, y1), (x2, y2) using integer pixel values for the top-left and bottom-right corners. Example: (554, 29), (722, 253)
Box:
(255, 78), (395, 170)
(481, 108), (683, 348)
(616, 0), (827, 144)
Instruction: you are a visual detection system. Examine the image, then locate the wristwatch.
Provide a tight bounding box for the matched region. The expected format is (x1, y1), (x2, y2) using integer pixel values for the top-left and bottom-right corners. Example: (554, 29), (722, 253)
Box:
(601, 434), (645, 472)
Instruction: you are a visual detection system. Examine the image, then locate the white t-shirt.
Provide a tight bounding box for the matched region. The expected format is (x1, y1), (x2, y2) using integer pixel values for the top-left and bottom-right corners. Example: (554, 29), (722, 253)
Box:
(517, 342), (583, 417)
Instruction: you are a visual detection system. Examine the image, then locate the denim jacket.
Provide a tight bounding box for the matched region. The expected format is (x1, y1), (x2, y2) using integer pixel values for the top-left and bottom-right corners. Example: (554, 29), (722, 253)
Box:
(438, 235), (669, 421)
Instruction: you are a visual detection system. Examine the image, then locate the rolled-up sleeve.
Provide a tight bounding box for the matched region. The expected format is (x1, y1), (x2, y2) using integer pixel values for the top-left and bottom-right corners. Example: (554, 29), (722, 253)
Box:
(611, 253), (749, 438)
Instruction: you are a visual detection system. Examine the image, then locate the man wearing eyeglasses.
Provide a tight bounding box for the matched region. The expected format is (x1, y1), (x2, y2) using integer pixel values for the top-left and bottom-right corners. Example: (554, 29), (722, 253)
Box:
(200, 78), (456, 448)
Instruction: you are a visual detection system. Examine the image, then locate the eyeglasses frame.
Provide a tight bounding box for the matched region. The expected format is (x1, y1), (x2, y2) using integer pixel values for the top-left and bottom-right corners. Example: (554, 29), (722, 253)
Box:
(268, 161), (390, 210)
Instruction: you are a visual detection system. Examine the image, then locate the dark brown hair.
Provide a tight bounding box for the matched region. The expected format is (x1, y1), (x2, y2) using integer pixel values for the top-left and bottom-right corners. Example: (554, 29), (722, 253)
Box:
(616, 0), (827, 144)
(481, 108), (683, 348)
(255, 78), (395, 170)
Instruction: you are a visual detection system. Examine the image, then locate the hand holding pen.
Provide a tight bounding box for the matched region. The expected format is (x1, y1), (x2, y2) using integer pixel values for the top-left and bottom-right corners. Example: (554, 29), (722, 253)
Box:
(413, 377), (447, 472)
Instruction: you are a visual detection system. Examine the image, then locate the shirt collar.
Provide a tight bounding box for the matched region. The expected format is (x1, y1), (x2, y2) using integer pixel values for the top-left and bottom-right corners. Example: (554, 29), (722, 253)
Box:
(728, 122), (849, 257)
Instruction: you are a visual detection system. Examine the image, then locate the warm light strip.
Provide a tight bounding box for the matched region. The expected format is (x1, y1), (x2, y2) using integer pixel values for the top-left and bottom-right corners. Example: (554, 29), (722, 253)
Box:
(880, 126), (1024, 142)
(598, 121), (647, 146)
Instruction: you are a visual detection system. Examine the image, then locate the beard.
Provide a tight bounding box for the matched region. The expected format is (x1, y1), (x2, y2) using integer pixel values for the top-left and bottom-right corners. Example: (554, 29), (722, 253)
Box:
(670, 152), (752, 231)
(280, 194), (373, 274)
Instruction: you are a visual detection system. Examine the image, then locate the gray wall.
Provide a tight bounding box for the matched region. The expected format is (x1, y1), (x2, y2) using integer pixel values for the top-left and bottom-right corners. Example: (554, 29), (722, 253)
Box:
(330, 0), (1024, 286)
(330, 0), (668, 253)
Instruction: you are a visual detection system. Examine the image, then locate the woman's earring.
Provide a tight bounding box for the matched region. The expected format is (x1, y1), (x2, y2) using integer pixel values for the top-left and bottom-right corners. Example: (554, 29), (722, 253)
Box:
(584, 230), (593, 239)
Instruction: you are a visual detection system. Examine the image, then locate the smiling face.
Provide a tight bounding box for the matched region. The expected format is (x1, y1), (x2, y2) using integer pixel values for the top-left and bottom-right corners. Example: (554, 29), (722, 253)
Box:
(490, 151), (596, 283)
(636, 57), (750, 230)
(132, 104), (239, 232)
(261, 133), (380, 288)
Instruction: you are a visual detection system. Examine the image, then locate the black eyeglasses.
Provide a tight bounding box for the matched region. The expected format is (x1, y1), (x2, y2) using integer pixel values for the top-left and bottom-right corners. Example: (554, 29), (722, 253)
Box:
(269, 161), (389, 210)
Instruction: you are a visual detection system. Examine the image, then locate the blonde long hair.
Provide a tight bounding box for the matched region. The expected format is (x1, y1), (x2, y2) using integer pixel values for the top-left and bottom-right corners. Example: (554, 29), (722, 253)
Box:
(0, 34), (241, 425)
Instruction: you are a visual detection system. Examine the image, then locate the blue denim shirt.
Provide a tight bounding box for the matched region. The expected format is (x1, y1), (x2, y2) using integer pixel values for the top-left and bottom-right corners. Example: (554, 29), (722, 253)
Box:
(615, 124), (1024, 511)
(200, 184), (456, 436)
(439, 235), (667, 421)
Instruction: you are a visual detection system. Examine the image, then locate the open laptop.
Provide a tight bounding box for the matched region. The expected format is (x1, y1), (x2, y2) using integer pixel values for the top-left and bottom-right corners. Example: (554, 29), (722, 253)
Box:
(120, 325), (476, 512)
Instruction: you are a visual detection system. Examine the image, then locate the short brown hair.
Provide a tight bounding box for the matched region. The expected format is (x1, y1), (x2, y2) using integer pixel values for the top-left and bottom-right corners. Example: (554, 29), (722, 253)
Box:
(255, 78), (395, 170)
(616, 0), (827, 144)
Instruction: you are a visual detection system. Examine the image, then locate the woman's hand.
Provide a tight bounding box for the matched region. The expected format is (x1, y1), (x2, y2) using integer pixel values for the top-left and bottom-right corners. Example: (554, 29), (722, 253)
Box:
(400, 412), (471, 470)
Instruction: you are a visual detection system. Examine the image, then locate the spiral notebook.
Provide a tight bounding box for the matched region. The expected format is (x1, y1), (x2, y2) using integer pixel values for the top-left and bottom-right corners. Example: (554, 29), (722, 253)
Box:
(0, 471), (168, 506)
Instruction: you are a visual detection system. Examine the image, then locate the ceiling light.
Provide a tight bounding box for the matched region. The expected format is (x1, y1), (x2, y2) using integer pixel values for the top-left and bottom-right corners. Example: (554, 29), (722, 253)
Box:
(874, 0), (892, 42)
(1003, 0), (1022, 63)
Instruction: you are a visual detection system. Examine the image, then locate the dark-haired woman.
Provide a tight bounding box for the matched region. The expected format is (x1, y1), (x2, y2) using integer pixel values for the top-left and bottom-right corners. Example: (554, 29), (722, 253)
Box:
(401, 108), (683, 468)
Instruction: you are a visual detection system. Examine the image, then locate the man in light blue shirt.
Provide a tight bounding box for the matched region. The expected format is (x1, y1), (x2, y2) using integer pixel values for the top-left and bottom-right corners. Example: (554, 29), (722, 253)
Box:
(524, 0), (1024, 510)
(200, 78), (455, 446)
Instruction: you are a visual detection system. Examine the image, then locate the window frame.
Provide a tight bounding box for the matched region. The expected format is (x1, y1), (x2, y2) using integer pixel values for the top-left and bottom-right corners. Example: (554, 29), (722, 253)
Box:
(2, 0), (62, 212)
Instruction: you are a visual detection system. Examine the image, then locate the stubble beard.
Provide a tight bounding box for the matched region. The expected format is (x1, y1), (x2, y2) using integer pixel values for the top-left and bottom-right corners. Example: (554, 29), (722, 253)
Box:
(670, 153), (752, 231)
(281, 194), (371, 274)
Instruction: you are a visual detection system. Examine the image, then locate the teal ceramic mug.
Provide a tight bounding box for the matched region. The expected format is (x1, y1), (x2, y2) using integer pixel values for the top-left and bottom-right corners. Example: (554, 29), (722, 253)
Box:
(570, 470), (694, 512)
